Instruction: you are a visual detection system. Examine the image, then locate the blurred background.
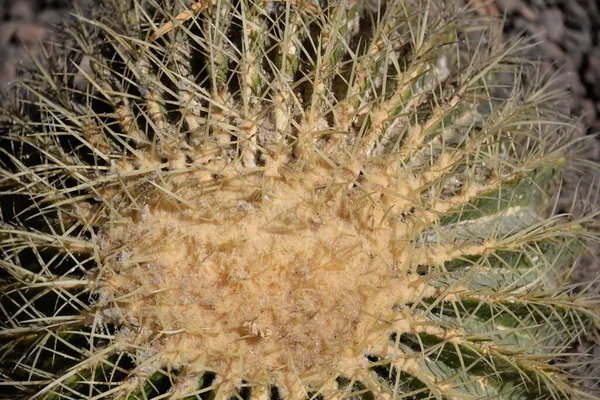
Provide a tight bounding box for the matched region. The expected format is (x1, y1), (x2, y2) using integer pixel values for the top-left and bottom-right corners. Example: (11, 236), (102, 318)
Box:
(0, 0), (91, 85)
(1, 0), (600, 134)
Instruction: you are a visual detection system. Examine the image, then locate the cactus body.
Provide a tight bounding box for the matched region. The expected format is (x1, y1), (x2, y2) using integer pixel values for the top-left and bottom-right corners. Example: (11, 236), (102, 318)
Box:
(0, 0), (598, 399)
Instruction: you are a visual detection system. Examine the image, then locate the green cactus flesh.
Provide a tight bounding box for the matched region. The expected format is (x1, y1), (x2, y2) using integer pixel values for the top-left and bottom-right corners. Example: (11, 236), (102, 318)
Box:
(0, 0), (598, 399)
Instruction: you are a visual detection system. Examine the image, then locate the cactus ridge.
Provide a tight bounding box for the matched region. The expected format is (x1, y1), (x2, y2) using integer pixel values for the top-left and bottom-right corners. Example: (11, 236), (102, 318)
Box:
(0, 0), (599, 399)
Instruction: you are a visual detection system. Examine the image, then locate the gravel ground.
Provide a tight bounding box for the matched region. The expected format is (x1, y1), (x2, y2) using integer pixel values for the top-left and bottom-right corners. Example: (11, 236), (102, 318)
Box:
(1, 1), (599, 130)
(498, 0), (600, 130)
(0, 1), (91, 88)
(1, 0), (599, 391)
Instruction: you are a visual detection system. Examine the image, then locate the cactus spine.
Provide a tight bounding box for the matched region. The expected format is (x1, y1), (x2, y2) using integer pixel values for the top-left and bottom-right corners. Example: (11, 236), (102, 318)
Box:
(0, 0), (599, 399)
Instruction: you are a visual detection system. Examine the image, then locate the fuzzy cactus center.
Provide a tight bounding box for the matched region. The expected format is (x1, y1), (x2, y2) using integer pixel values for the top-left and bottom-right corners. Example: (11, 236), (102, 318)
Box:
(99, 156), (440, 388)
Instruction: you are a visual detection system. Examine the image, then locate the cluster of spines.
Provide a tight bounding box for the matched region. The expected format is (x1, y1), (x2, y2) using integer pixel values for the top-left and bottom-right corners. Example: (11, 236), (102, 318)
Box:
(0, 0), (598, 399)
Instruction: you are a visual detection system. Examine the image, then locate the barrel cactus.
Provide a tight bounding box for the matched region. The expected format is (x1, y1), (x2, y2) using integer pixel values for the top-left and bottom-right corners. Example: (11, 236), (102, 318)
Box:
(1, 0), (599, 398)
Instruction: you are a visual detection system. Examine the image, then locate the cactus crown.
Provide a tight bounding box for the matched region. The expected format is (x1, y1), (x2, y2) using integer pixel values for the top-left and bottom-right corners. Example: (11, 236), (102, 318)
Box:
(1, 0), (599, 399)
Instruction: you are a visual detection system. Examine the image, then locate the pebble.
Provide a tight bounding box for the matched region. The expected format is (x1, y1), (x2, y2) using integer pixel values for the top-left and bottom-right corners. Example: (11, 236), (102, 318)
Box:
(73, 55), (92, 91)
(581, 98), (598, 129)
(37, 9), (64, 25)
(563, 1), (591, 31)
(0, 22), (20, 47)
(496, 0), (520, 13)
(563, 28), (593, 69)
(584, 47), (600, 99)
(13, 22), (48, 47)
(541, 7), (565, 42)
(9, 0), (36, 21)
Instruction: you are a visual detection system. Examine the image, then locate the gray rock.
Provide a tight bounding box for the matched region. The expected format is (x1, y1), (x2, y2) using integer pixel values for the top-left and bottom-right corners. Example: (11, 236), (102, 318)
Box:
(563, 28), (593, 69)
(563, 0), (591, 31)
(0, 22), (20, 47)
(584, 47), (600, 99)
(541, 8), (565, 42)
(37, 9), (65, 25)
(14, 22), (48, 47)
(9, 0), (35, 21)
(496, 0), (519, 14)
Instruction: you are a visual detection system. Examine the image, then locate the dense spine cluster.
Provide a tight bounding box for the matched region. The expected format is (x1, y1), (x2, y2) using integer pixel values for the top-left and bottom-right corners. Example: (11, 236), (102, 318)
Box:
(0, 0), (599, 399)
